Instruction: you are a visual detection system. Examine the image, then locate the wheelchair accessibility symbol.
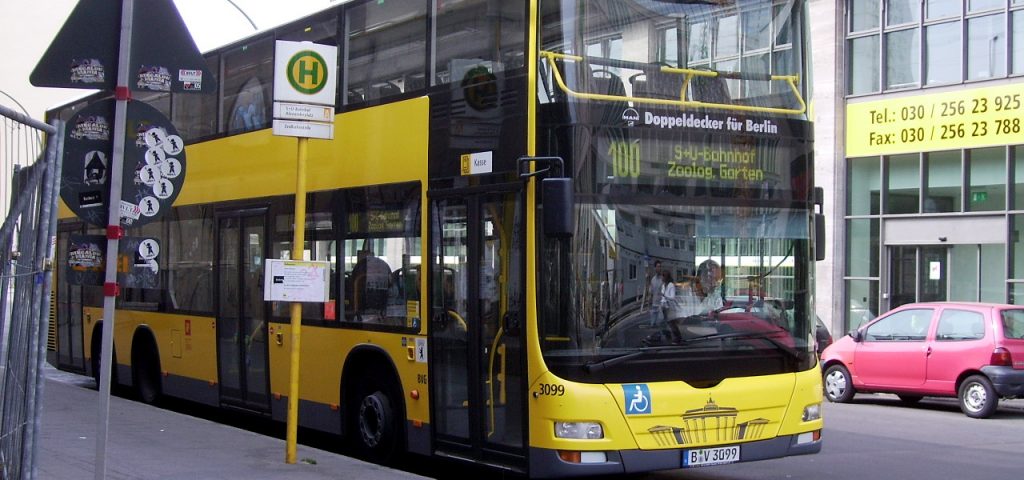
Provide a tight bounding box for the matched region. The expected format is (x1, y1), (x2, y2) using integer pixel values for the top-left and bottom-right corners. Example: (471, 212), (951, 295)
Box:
(623, 384), (652, 415)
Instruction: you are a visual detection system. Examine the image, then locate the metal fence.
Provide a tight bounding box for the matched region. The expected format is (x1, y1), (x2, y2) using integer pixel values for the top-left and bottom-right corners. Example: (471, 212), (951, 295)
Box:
(1, 104), (62, 480)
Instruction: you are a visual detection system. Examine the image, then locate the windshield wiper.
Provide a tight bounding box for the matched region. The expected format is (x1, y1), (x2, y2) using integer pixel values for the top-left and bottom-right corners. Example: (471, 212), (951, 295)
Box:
(680, 331), (803, 360)
(584, 351), (644, 373)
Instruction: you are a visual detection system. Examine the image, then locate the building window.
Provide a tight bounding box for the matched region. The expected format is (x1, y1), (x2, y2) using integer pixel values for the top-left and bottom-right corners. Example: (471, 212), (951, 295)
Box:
(851, 0), (881, 32)
(968, 147), (1007, 211)
(886, 0), (919, 26)
(849, 156), (882, 215)
(926, 0), (961, 20)
(925, 150), (962, 213)
(1013, 215), (1024, 278)
(886, 154), (921, 214)
(1014, 11), (1024, 74)
(849, 35), (880, 94)
(846, 279), (879, 330)
(847, 0), (1024, 96)
(846, 218), (880, 277)
(886, 28), (920, 89)
(1013, 146), (1024, 209)
(967, 14), (1007, 80)
(925, 22), (961, 85)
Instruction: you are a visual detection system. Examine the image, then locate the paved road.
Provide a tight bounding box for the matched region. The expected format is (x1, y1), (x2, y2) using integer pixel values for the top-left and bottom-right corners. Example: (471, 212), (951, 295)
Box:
(37, 367), (425, 480)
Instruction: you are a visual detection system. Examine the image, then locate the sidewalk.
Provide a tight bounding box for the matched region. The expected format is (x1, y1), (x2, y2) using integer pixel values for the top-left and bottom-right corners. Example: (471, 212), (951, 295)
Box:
(37, 367), (427, 480)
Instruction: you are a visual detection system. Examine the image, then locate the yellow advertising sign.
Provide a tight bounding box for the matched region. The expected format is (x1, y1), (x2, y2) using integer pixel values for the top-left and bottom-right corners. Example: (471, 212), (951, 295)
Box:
(846, 83), (1024, 157)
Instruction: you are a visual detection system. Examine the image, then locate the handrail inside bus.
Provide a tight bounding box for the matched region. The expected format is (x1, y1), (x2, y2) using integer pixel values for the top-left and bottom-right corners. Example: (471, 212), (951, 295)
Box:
(540, 51), (807, 116)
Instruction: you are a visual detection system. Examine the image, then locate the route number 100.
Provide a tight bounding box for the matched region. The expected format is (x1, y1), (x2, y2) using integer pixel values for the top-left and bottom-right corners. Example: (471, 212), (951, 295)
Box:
(608, 141), (641, 178)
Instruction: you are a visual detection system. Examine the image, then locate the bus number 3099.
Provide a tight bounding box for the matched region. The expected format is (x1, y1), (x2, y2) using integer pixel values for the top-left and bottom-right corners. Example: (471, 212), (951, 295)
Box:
(537, 384), (565, 396)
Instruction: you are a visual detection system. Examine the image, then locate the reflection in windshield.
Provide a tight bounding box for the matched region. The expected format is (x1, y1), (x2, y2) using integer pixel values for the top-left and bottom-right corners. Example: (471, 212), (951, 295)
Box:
(539, 202), (815, 382)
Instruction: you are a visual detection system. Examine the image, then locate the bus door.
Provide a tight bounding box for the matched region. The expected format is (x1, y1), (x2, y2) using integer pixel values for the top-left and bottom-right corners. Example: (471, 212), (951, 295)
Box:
(215, 209), (270, 412)
(429, 183), (526, 467)
(55, 223), (87, 373)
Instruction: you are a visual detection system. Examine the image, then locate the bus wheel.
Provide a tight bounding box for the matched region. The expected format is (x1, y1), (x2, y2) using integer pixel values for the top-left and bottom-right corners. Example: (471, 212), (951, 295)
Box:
(132, 334), (162, 404)
(352, 385), (399, 462)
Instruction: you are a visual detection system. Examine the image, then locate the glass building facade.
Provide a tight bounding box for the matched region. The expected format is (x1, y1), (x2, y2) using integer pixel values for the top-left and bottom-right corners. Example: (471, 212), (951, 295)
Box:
(816, 0), (1024, 334)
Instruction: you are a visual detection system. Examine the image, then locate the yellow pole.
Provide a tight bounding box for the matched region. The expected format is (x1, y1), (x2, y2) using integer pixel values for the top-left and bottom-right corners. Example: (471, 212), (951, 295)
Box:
(286, 137), (308, 464)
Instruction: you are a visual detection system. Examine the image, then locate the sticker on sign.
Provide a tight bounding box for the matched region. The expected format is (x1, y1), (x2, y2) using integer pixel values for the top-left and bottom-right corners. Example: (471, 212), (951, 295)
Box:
(178, 69), (202, 82)
(120, 200), (141, 220)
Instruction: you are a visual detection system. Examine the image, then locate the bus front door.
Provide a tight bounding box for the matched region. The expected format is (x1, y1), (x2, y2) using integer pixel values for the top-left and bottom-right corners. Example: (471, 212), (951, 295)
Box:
(429, 184), (526, 468)
(215, 209), (270, 413)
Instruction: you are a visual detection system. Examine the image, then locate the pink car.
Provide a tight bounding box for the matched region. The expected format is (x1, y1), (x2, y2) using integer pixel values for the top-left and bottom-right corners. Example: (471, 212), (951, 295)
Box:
(821, 302), (1024, 418)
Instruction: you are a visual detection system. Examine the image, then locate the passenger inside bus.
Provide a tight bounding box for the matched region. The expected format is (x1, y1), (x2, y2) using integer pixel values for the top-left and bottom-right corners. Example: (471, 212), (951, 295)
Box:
(350, 249), (391, 321)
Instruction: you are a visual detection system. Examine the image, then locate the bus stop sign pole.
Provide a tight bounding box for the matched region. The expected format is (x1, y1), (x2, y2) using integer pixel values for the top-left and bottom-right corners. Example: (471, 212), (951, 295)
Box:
(95, 1), (135, 479)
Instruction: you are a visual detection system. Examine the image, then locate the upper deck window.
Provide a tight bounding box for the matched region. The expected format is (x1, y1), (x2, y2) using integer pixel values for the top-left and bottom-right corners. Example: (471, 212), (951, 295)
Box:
(539, 0), (807, 112)
(222, 37), (274, 134)
(434, 0), (526, 86)
(344, 0), (428, 106)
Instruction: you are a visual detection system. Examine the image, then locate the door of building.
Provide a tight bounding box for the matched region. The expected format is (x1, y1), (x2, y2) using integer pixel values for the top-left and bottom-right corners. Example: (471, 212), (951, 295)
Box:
(884, 217), (1007, 311)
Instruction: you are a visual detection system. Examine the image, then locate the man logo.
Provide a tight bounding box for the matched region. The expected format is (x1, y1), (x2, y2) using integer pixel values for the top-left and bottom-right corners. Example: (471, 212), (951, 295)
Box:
(622, 108), (640, 126)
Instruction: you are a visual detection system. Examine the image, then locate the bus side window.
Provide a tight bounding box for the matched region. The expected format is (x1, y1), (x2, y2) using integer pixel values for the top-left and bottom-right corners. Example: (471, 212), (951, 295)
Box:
(344, 0), (427, 105)
(221, 37), (273, 134)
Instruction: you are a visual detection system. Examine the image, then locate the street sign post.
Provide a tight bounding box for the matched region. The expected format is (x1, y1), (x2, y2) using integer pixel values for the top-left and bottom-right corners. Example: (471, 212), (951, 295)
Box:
(31, 1), (214, 478)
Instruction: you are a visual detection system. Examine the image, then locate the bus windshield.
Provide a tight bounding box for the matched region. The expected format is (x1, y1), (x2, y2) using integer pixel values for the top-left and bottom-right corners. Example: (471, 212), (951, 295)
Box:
(536, 0), (815, 385)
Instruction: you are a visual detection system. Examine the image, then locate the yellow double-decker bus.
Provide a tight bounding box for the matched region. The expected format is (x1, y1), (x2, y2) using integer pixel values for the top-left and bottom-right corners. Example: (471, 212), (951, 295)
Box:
(49, 0), (823, 476)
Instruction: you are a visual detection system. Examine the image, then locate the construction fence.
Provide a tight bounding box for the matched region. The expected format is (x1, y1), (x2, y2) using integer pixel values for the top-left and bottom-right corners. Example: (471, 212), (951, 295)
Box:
(1, 103), (62, 480)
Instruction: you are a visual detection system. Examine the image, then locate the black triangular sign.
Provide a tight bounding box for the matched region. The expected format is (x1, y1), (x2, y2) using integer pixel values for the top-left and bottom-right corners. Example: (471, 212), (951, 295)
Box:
(130, 0), (217, 94)
(30, 0), (120, 90)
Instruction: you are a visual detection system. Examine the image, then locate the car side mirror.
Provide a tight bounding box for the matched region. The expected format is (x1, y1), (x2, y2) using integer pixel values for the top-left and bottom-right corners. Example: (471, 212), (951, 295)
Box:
(849, 329), (863, 342)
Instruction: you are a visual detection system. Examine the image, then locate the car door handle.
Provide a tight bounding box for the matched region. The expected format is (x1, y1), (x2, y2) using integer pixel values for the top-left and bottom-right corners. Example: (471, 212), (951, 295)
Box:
(925, 346), (932, 356)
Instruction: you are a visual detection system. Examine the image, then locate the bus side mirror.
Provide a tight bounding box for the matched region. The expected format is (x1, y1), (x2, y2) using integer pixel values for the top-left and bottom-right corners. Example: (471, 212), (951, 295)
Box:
(543, 177), (573, 237)
(814, 186), (825, 261)
(815, 213), (826, 261)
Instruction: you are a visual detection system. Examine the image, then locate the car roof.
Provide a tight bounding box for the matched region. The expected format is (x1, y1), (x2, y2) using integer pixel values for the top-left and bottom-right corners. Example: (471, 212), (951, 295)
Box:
(890, 301), (1024, 311)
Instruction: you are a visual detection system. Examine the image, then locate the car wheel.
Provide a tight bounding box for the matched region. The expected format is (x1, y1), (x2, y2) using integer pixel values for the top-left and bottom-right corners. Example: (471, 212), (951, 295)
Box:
(823, 364), (855, 403)
(897, 395), (923, 405)
(958, 375), (998, 419)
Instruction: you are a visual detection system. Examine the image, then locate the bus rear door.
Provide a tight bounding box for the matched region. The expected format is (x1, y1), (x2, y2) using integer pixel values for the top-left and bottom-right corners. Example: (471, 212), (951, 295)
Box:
(215, 208), (271, 412)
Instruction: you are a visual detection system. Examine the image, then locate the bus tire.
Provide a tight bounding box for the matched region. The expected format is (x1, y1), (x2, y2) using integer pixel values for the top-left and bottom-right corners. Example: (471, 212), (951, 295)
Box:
(132, 332), (162, 405)
(351, 379), (400, 462)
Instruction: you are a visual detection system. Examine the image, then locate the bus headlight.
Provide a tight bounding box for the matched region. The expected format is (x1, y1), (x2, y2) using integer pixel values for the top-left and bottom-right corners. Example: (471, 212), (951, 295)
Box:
(555, 421), (604, 439)
(802, 403), (821, 421)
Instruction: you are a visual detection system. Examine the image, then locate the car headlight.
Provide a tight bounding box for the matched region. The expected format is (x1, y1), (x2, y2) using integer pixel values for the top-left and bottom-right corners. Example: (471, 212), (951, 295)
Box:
(802, 403), (821, 421)
(555, 421), (604, 439)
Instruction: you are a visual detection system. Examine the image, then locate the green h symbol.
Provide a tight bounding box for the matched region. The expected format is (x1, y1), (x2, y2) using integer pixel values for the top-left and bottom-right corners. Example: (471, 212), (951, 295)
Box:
(298, 59), (320, 85)
(287, 50), (328, 95)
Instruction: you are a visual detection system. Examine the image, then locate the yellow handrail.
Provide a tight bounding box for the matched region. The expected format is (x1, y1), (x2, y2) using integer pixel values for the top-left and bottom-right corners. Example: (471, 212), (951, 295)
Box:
(540, 51), (807, 116)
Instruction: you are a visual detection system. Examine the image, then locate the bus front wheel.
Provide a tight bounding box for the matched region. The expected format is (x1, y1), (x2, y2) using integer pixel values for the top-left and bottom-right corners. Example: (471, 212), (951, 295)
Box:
(351, 381), (400, 462)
